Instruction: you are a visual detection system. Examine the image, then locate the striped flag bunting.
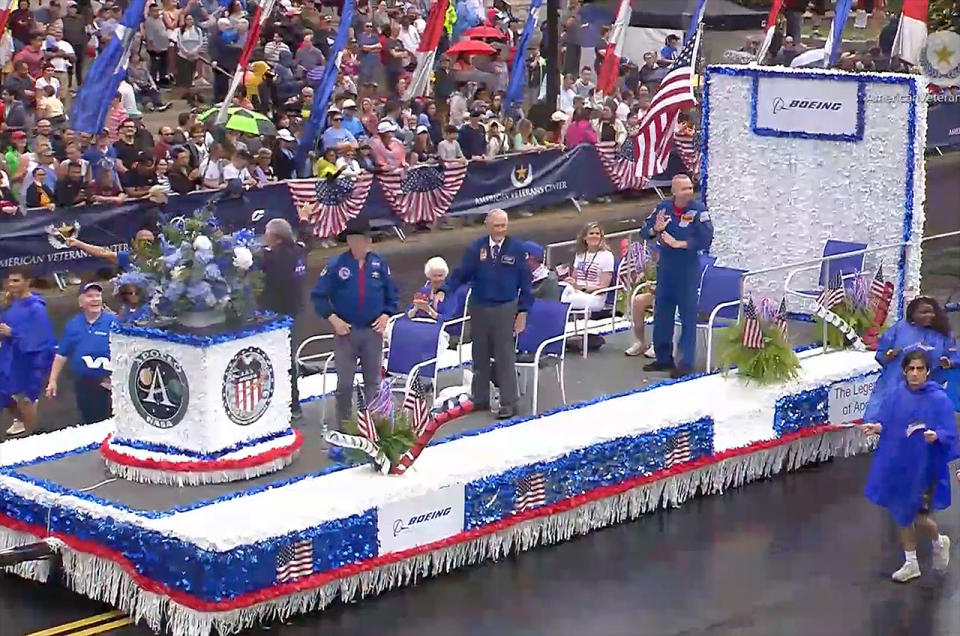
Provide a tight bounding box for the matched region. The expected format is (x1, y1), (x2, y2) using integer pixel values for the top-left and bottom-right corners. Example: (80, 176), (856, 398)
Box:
(287, 174), (374, 238)
(664, 430), (691, 469)
(276, 539), (313, 583)
(514, 472), (547, 513)
(633, 23), (702, 182)
(741, 298), (765, 349)
(378, 163), (469, 224)
(816, 270), (847, 310)
(355, 383), (379, 444)
(596, 140), (649, 191)
(402, 376), (431, 437)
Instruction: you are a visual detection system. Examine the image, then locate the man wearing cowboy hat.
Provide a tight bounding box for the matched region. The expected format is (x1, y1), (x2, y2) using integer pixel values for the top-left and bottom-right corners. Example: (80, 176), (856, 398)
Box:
(311, 218), (398, 425)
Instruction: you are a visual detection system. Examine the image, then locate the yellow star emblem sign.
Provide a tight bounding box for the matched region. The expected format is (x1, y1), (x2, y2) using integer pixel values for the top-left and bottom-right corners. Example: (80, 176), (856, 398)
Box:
(515, 165), (528, 181)
(934, 45), (954, 66)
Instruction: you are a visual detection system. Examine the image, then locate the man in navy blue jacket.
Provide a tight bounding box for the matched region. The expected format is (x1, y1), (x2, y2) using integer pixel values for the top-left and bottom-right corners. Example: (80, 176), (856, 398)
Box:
(436, 209), (533, 419)
(641, 174), (714, 378)
(311, 218), (399, 425)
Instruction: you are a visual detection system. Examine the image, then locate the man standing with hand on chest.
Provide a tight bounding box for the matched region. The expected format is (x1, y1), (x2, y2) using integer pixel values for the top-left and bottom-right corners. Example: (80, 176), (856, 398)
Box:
(435, 209), (533, 419)
(311, 219), (398, 426)
(642, 174), (714, 379)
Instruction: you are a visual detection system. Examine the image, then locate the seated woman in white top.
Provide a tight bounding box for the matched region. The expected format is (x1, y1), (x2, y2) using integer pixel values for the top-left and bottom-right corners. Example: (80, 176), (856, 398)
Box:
(560, 222), (615, 312)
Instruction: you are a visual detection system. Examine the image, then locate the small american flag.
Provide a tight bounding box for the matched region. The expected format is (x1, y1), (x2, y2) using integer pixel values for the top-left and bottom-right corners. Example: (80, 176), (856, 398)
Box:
(355, 384), (379, 444)
(869, 265), (892, 307)
(775, 297), (789, 338)
(287, 174), (374, 238)
(817, 270), (847, 310)
(633, 25), (701, 181)
(514, 472), (546, 513)
(378, 162), (468, 224)
(741, 298), (765, 349)
(596, 139), (649, 191)
(664, 430), (691, 469)
(402, 376), (431, 436)
(673, 125), (701, 179)
(276, 539), (314, 583)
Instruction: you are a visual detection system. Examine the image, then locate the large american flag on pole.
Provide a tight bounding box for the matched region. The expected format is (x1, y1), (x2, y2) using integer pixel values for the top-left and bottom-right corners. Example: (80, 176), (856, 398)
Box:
(287, 174), (374, 238)
(378, 162), (468, 224)
(596, 139), (649, 191)
(633, 24), (702, 181)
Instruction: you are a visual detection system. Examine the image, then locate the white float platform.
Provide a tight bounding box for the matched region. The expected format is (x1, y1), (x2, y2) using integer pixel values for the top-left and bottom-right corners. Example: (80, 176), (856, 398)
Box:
(0, 349), (880, 636)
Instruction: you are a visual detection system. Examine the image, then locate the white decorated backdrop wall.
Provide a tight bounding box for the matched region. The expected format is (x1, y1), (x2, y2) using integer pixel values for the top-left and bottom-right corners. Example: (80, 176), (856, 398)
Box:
(702, 67), (927, 317)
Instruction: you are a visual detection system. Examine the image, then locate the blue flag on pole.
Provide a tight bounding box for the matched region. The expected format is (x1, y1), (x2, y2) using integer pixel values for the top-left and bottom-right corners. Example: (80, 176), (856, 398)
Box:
(504, 0), (543, 113)
(69, 0), (148, 134)
(295, 0), (356, 171)
(685, 0), (708, 42)
(823, 0), (853, 67)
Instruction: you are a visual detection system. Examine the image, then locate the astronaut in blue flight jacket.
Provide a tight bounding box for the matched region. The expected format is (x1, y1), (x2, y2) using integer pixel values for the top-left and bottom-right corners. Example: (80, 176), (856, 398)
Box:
(641, 174), (714, 378)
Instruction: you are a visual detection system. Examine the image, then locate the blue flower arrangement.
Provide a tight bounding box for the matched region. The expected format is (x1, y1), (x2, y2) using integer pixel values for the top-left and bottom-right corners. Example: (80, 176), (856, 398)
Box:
(135, 201), (264, 325)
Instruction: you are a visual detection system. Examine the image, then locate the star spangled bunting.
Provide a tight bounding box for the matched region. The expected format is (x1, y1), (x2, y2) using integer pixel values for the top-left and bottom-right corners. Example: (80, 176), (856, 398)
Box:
(402, 375), (431, 437)
(287, 174), (374, 238)
(378, 162), (468, 224)
(276, 539), (313, 583)
(664, 430), (691, 469)
(633, 25), (700, 181)
(596, 140), (649, 191)
(775, 297), (789, 338)
(355, 383), (378, 444)
(514, 472), (546, 513)
(741, 298), (765, 349)
(816, 270), (846, 310)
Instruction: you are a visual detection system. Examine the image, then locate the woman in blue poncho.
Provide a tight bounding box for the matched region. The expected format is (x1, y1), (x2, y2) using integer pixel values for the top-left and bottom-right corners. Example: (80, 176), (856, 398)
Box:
(860, 349), (959, 583)
(863, 297), (958, 423)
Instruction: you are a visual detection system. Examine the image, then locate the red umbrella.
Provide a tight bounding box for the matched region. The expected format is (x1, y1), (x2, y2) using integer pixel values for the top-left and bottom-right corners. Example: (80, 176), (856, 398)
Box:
(444, 40), (498, 56)
(463, 25), (508, 40)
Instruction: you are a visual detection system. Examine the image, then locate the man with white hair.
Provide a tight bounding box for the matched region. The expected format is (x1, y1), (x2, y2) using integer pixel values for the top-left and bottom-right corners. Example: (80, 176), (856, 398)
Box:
(260, 217), (307, 418)
(436, 209), (533, 419)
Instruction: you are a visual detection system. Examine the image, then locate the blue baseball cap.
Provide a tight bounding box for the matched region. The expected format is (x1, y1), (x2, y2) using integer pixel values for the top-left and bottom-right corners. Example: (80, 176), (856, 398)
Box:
(523, 241), (544, 262)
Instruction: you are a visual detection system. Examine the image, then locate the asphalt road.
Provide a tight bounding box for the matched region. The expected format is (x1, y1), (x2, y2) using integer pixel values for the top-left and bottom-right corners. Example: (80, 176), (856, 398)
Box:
(2, 153), (959, 636)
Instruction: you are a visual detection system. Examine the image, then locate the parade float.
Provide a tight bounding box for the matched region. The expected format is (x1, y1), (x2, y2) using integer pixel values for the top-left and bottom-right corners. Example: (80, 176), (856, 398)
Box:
(0, 67), (927, 636)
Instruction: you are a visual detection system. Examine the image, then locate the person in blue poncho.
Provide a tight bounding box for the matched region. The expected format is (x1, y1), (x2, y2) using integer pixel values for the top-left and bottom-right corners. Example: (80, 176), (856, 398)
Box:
(860, 349), (959, 583)
(863, 296), (958, 423)
(0, 267), (57, 438)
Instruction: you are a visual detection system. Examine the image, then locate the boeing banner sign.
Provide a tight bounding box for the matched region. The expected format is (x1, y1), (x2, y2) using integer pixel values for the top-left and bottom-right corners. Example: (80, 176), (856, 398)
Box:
(376, 485), (466, 555)
(752, 75), (864, 142)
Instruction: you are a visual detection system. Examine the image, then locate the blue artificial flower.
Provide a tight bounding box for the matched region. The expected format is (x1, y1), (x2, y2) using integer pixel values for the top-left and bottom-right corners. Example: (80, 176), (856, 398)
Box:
(204, 263), (223, 281)
(163, 281), (185, 301)
(206, 216), (221, 231)
(186, 281), (214, 309)
(232, 228), (256, 248)
(211, 279), (229, 300)
(163, 250), (182, 270)
(195, 248), (215, 266)
(216, 236), (234, 252)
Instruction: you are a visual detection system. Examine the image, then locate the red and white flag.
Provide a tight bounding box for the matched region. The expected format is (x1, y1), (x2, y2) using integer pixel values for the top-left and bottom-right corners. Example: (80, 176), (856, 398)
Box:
(891, 0), (928, 66)
(0, 0), (15, 35)
(755, 0), (784, 63)
(404, 0), (450, 100)
(633, 26), (701, 182)
(216, 0), (277, 124)
(595, 0), (631, 100)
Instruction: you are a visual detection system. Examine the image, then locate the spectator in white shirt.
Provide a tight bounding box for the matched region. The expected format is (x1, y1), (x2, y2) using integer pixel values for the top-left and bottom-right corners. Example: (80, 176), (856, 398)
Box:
(560, 222), (615, 312)
(200, 142), (228, 189)
(397, 15), (421, 55)
(222, 149), (257, 188)
(572, 66), (595, 99)
(558, 73), (576, 113)
(264, 32), (291, 65)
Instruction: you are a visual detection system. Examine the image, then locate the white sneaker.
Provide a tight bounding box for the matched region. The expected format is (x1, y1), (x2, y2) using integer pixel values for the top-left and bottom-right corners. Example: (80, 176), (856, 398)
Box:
(5, 419), (25, 436)
(625, 341), (644, 356)
(933, 535), (951, 572)
(891, 559), (921, 582)
(644, 345), (656, 358)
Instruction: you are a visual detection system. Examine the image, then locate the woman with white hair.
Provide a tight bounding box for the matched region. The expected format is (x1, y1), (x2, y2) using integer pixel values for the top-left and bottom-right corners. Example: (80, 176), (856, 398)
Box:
(407, 256), (455, 321)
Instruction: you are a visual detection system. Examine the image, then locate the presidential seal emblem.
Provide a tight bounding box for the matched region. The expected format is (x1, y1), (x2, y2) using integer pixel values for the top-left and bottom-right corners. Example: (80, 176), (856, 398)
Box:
(222, 347), (274, 425)
(128, 350), (189, 429)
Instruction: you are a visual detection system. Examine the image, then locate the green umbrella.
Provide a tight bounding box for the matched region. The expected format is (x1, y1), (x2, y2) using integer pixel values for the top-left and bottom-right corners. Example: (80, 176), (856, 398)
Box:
(197, 107), (277, 136)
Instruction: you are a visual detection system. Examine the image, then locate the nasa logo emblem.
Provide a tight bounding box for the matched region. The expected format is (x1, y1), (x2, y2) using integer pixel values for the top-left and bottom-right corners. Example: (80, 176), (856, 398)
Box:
(222, 347), (275, 425)
(128, 350), (189, 429)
